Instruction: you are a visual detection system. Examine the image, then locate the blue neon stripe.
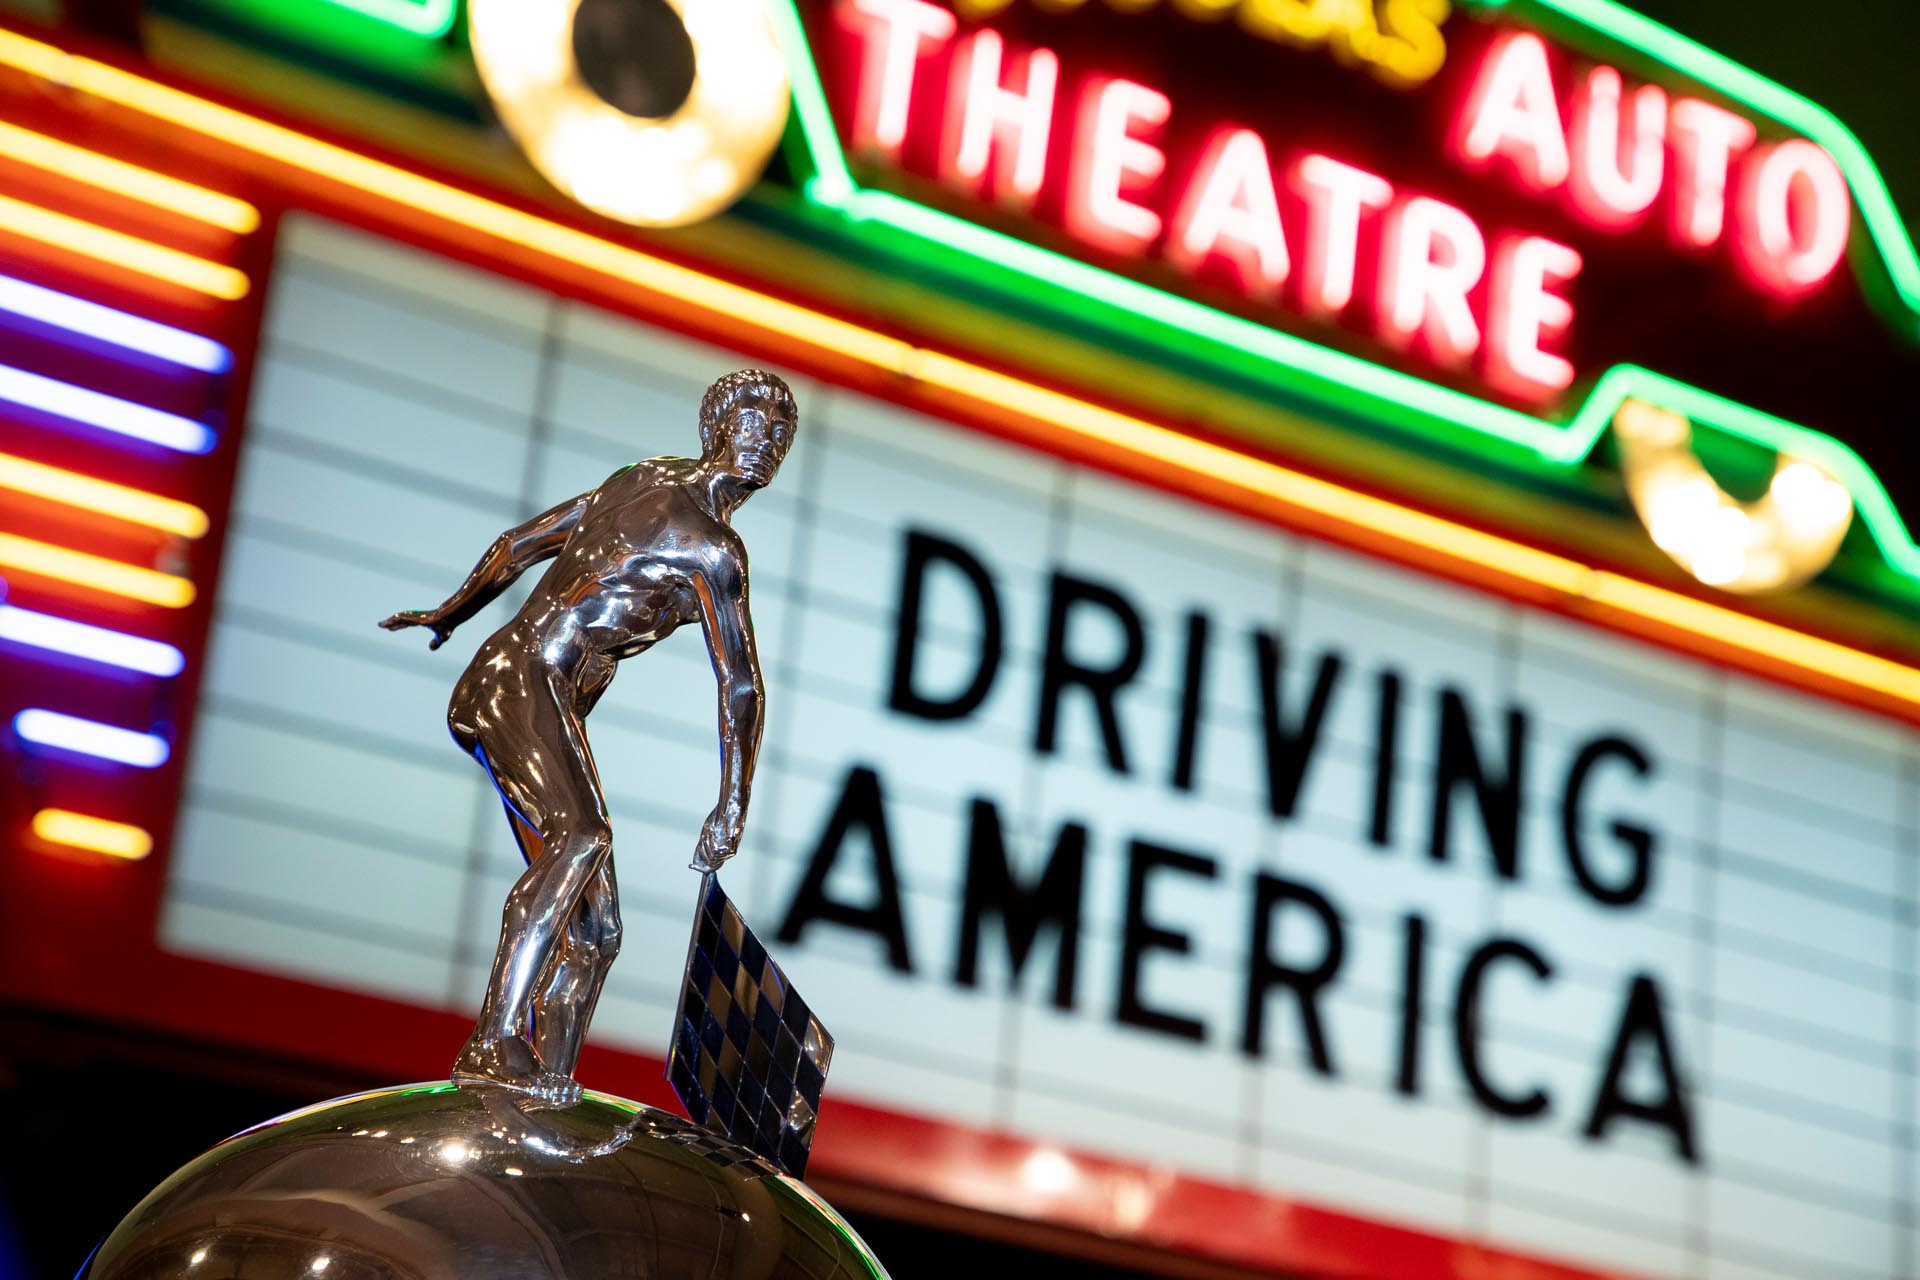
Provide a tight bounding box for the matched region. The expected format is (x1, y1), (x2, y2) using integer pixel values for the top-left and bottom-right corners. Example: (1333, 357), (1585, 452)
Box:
(0, 604), (185, 676)
(13, 708), (169, 767)
(0, 274), (231, 372)
(0, 362), (215, 453)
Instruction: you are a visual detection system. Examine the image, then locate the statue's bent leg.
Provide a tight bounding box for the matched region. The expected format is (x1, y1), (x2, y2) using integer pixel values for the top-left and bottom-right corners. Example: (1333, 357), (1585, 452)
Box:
(453, 688), (611, 1104)
(455, 815), (608, 1103)
(532, 859), (621, 1077)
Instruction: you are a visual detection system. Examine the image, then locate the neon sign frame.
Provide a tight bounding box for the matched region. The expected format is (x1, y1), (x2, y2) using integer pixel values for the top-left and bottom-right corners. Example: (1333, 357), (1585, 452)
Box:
(317, 0), (457, 39)
(769, 0), (1920, 596)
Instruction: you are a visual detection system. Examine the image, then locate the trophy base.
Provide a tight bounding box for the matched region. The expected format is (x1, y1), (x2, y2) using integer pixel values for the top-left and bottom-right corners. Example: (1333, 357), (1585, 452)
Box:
(79, 1081), (887, 1279)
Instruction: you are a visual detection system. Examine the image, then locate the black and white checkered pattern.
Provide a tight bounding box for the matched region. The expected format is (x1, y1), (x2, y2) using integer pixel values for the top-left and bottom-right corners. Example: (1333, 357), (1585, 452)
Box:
(668, 874), (835, 1178)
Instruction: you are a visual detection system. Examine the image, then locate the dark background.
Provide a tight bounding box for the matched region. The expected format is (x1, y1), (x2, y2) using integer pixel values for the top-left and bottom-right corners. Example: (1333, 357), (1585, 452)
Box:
(3, 2), (1915, 1279)
(1630, 0), (1920, 244)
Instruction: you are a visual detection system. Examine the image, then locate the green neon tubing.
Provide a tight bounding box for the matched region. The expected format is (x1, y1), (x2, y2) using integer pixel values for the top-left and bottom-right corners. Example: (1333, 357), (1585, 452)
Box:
(316, 0), (458, 38)
(769, 0), (856, 200)
(772, 0), (1920, 592)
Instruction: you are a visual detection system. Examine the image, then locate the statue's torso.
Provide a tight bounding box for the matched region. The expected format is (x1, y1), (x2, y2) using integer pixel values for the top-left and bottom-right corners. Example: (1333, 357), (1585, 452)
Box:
(459, 460), (744, 720)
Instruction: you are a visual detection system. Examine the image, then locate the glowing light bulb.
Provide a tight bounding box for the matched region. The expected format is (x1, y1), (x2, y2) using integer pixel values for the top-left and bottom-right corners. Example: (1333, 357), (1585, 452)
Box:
(1019, 1148), (1078, 1194)
(1692, 538), (1745, 586)
(1614, 399), (1854, 594)
(1770, 460), (1851, 528)
(469, 0), (789, 227)
(1707, 503), (1750, 545)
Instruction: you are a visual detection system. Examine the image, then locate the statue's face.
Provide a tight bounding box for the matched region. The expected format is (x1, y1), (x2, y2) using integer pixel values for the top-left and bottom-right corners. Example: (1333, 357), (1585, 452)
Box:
(716, 387), (795, 489)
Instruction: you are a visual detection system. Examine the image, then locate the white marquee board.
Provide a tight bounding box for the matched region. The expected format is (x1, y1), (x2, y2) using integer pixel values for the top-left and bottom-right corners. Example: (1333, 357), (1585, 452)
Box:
(160, 216), (1920, 1280)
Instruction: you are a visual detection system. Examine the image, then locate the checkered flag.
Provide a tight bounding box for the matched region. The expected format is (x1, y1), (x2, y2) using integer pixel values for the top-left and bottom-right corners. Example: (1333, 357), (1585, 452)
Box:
(667, 873), (835, 1178)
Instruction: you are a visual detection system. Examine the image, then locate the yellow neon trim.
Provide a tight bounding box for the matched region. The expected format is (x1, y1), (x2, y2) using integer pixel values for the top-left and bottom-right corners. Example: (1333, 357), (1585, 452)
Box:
(0, 453), (209, 537)
(0, 193), (249, 299)
(1585, 574), (1920, 703)
(907, 352), (1594, 594)
(0, 120), (258, 233)
(31, 808), (153, 860)
(2, 27), (1914, 711)
(0, 533), (195, 607)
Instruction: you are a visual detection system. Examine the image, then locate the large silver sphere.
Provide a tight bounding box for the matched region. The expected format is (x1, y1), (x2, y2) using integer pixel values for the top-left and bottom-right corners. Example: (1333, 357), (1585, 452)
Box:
(80, 1083), (888, 1279)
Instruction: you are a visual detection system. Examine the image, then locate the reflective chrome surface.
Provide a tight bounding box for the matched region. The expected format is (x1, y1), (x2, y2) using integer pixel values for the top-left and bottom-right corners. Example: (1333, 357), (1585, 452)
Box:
(379, 371), (796, 1105)
(80, 1083), (888, 1279)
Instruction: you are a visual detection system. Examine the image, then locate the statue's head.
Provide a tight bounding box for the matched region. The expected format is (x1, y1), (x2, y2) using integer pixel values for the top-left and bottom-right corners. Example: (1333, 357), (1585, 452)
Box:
(699, 369), (797, 490)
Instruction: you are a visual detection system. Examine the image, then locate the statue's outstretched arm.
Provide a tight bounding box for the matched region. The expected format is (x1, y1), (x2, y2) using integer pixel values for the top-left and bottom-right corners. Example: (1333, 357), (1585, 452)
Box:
(691, 547), (764, 871)
(379, 492), (588, 649)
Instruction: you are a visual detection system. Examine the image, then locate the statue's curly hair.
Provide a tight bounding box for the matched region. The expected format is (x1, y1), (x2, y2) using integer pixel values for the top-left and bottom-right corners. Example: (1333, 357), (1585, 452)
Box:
(698, 369), (797, 455)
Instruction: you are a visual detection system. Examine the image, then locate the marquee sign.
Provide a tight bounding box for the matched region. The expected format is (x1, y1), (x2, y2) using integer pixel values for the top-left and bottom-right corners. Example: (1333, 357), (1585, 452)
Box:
(826, 1), (1849, 399)
(152, 212), (1920, 1280)
(128, 0), (1920, 607)
(2, 18), (1919, 1280)
(777, 0), (1920, 601)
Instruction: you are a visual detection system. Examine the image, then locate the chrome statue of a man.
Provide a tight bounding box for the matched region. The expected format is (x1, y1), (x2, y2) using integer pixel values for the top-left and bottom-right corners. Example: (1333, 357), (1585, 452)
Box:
(380, 368), (796, 1105)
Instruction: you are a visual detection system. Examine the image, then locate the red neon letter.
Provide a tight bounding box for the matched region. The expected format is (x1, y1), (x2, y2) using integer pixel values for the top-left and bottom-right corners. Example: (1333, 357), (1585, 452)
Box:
(1487, 235), (1582, 400)
(840, 0), (956, 157)
(1455, 31), (1569, 191)
(1735, 140), (1850, 295)
(1064, 77), (1172, 256)
(946, 30), (1059, 202)
(1668, 98), (1755, 248)
(1293, 153), (1393, 314)
(1378, 196), (1486, 365)
(1569, 66), (1665, 226)
(1167, 127), (1291, 298)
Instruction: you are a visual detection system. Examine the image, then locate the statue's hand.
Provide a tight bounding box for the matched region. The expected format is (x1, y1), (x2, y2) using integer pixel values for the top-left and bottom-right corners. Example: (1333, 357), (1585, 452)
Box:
(379, 608), (453, 651)
(692, 806), (743, 872)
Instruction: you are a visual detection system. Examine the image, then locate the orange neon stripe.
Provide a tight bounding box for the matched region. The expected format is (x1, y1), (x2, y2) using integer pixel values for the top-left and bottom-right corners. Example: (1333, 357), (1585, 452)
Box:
(31, 808), (152, 860)
(0, 27), (1912, 711)
(0, 532), (195, 606)
(0, 120), (258, 232)
(0, 192), (248, 298)
(0, 452), (209, 537)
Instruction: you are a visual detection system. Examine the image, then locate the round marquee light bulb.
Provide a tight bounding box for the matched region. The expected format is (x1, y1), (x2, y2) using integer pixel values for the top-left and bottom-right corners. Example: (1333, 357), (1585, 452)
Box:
(470, 0), (791, 229)
(1613, 399), (1854, 595)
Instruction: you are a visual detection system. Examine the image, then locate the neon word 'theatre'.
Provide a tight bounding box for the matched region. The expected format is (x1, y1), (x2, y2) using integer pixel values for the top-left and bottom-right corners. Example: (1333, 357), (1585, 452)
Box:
(839, 0), (1580, 400)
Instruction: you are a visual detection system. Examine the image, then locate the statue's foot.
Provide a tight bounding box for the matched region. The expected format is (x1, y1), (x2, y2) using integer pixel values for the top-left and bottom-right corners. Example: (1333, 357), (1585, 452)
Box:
(452, 1033), (582, 1108)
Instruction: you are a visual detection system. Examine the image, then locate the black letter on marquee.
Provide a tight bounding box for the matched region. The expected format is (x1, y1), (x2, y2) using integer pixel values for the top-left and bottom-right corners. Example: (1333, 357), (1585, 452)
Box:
(1241, 873), (1345, 1076)
(1430, 689), (1528, 880)
(1369, 669), (1402, 848)
(1395, 913), (1428, 1096)
(1116, 840), (1217, 1042)
(1584, 974), (1698, 1164)
(953, 799), (1087, 1010)
(1562, 735), (1657, 908)
(1035, 572), (1146, 774)
(1252, 631), (1343, 819)
(776, 765), (913, 972)
(1454, 937), (1553, 1119)
(1170, 611), (1210, 792)
(888, 530), (1003, 722)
